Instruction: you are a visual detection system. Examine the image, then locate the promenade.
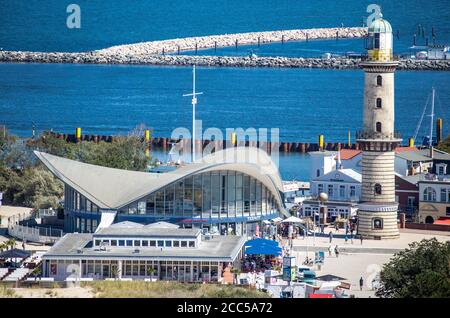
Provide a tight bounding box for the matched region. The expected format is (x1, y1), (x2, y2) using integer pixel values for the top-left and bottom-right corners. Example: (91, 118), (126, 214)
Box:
(289, 228), (450, 297)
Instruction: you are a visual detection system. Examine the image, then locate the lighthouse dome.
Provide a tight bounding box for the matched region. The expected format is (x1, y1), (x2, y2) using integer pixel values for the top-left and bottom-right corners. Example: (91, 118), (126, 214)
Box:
(368, 15), (392, 33)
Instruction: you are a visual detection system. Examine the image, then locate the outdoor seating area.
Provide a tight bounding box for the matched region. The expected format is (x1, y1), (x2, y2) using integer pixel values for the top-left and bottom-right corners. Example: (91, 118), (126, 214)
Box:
(242, 238), (282, 272)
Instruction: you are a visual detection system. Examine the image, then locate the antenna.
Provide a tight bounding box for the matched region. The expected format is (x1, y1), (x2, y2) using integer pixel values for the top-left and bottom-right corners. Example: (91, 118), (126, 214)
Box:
(428, 87), (435, 148)
(183, 65), (203, 162)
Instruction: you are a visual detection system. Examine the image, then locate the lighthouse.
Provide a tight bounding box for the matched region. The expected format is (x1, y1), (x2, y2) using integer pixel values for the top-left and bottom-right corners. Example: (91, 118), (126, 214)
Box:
(357, 13), (401, 239)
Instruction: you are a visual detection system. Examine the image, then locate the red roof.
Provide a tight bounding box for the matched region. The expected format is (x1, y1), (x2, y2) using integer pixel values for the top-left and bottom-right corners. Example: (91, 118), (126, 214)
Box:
(310, 294), (334, 298)
(395, 146), (417, 153)
(338, 149), (362, 160)
(434, 217), (450, 225)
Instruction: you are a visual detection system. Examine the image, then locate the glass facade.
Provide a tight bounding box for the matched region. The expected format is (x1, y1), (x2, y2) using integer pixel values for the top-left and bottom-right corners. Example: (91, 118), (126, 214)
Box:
(64, 170), (282, 234)
(117, 170), (280, 219)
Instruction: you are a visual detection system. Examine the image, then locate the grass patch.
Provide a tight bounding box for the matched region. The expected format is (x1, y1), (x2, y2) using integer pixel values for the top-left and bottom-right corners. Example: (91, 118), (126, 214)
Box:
(83, 281), (269, 298)
(0, 285), (21, 298)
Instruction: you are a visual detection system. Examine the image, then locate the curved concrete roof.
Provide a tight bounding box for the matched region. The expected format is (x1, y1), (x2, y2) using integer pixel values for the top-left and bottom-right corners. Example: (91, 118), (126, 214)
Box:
(35, 147), (286, 215)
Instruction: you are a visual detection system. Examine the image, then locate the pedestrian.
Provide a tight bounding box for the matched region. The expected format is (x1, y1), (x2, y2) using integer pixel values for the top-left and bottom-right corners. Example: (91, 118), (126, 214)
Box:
(335, 223), (339, 231)
(328, 245), (333, 257)
(334, 245), (340, 258)
(22, 240), (26, 250)
(329, 231), (333, 243)
(359, 276), (364, 291)
(360, 235), (363, 245)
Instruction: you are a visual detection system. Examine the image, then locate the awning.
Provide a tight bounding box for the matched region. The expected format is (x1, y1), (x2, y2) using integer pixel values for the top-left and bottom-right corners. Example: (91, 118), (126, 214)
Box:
(245, 238), (279, 248)
(0, 248), (31, 260)
(434, 217), (450, 225)
(316, 274), (347, 281)
(282, 216), (305, 223)
(245, 245), (282, 255)
(244, 238), (281, 255)
(271, 217), (283, 223)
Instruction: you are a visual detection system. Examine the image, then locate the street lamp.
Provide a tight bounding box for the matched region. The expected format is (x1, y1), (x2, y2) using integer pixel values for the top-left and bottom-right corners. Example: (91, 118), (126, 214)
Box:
(316, 192), (328, 246)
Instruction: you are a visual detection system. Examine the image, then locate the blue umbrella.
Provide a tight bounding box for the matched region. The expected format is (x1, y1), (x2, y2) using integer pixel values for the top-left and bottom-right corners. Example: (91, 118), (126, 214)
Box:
(245, 245), (282, 255)
(245, 238), (279, 248)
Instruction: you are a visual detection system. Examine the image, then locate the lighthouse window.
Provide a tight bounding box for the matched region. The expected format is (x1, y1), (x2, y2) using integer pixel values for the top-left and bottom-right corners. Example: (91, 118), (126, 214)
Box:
(376, 75), (382, 86)
(376, 98), (382, 108)
(373, 218), (383, 229)
(376, 122), (382, 133)
(374, 183), (382, 195)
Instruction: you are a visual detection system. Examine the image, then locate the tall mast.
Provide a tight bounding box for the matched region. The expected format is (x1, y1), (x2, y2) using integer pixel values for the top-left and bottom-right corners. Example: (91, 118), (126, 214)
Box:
(183, 65), (203, 162)
(429, 87), (435, 148)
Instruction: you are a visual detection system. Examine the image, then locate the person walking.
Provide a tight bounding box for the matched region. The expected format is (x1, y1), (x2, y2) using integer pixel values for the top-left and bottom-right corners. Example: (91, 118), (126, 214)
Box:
(329, 231), (333, 243)
(328, 245), (333, 257)
(359, 276), (364, 291)
(334, 245), (340, 258)
(360, 235), (363, 245)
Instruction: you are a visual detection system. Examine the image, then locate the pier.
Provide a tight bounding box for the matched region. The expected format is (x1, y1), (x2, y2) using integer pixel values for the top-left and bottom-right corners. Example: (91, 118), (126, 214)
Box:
(45, 130), (361, 154)
(1, 26), (449, 71)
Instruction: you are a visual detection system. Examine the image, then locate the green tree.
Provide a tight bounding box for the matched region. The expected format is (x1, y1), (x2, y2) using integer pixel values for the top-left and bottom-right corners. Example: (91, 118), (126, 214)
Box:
(437, 134), (450, 154)
(376, 238), (450, 298)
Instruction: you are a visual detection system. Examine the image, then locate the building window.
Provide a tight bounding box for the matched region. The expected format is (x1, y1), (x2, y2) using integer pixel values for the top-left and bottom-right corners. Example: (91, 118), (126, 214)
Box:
(189, 241), (195, 248)
(436, 164), (447, 176)
(327, 184), (333, 197)
(149, 240), (156, 247)
(339, 185), (345, 198)
(134, 240), (141, 247)
(425, 216), (434, 224)
(376, 122), (382, 133)
(318, 184), (324, 194)
(373, 218), (383, 229)
(118, 240), (125, 247)
(126, 240), (133, 247)
(173, 241), (180, 247)
(350, 186), (356, 198)
(165, 240), (172, 247)
(142, 240), (148, 247)
(374, 183), (382, 195)
(446, 207), (450, 216)
(376, 98), (382, 108)
(376, 75), (382, 86)
(441, 189), (447, 202)
(181, 241), (187, 248)
(423, 187), (436, 202)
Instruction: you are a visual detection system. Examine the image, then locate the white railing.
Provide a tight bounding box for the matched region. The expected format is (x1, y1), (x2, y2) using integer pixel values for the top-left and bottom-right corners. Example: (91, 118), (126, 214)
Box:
(7, 224), (63, 244)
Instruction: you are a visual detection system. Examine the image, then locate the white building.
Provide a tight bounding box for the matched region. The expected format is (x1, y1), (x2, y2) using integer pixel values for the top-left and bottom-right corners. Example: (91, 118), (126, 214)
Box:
(303, 151), (362, 220)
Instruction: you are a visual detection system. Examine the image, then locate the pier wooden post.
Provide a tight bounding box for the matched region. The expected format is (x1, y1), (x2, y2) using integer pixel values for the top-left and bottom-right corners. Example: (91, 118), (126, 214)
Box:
(235, 39), (238, 49)
(177, 46), (180, 55)
(258, 37), (260, 47)
(214, 41), (217, 52)
(195, 43), (198, 54)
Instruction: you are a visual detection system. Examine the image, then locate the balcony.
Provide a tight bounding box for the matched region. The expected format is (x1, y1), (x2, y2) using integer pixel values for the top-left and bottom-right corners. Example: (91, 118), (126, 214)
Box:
(356, 130), (402, 141)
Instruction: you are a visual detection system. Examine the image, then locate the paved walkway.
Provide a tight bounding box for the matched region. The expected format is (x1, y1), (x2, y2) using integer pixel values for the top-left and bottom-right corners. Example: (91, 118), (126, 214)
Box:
(288, 228), (450, 298)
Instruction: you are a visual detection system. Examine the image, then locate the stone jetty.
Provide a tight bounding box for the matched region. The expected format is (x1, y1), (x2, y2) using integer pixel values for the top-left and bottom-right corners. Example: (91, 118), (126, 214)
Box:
(0, 27), (449, 71)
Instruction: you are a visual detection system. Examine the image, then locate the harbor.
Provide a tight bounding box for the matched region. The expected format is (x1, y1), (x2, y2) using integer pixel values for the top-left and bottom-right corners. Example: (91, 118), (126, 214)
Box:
(1, 0), (450, 302)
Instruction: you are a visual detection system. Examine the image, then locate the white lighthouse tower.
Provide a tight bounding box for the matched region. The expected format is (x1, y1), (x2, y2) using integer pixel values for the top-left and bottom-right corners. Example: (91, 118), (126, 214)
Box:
(357, 13), (401, 239)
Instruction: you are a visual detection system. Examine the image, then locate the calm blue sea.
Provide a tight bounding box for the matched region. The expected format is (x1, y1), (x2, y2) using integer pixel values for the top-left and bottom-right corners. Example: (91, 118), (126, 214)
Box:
(0, 0), (449, 180)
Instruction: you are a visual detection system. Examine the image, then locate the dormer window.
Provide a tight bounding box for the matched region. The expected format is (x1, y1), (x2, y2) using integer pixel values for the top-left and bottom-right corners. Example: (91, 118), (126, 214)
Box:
(436, 163), (447, 176)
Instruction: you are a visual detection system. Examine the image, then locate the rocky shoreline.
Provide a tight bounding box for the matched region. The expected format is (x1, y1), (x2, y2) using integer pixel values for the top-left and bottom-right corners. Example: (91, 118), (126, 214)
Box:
(1, 51), (449, 71)
(0, 26), (449, 71)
